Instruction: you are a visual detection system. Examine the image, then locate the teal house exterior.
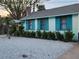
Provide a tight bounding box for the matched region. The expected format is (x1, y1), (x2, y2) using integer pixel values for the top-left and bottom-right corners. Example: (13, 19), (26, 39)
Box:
(21, 4), (79, 40)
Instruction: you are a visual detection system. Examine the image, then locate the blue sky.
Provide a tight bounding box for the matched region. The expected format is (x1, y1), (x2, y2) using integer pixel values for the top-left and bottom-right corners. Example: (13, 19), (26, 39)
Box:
(42, 0), (79, 9)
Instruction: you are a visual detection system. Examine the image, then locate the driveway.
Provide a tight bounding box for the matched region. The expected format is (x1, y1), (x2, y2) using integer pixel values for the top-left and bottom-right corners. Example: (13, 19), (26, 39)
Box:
(58, 43), (79, 59)
(0, 36), (74, 59)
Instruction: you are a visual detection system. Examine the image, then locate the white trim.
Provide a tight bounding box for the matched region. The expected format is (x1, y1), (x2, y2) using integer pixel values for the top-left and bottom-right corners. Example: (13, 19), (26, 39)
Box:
(49, 17), (55, 32)
(35, 19), (37, 32)
(78, 14), (79, 32)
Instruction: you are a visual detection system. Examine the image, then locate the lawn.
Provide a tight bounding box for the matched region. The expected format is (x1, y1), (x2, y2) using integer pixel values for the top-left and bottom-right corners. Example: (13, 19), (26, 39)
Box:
(0, 36), (73, 59)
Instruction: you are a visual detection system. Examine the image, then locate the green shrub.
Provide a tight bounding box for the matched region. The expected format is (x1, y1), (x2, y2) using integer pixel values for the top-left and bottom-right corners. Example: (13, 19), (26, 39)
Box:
(47, 32), (56, 40)
(13, 30), (20, 36)
(10, 25), (25, 37)
(64, 32), (74, 42)
(10, 25), (16, 35)
(26, 32), (31, 37)
(31, 31), (36, 38)
(55, 32), (64, 41)
(36, 31), (42, 38)
(41, 31), (48, 39)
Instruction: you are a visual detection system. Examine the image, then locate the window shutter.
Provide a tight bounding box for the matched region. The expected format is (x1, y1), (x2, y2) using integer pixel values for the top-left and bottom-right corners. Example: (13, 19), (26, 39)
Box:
(26, 20), (29, 30)
(56, 17), (61, 31)
(32, 20), (35, 30)
(66, 15), (72, 31)
(37, 19), (40, 30)
(45, 19), (49, 30)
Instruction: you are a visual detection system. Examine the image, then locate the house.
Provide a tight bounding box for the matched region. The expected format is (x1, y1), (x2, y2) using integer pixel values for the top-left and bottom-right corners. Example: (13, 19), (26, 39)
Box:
(21, 4), (79, 40)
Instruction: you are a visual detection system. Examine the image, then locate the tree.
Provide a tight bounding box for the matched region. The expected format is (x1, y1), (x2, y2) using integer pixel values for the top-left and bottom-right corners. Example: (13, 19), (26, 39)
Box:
(0, 0), (40, 20)
(0, 0), (49, 20)
(37, 4), (45, 11)
(0, 16), (12, 34)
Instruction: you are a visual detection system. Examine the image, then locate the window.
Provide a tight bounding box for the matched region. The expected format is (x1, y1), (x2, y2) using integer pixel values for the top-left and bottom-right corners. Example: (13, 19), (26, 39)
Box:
(28, 20), (32, 29)
(56, 15), (72, 31)
(40, 19), (45, 30)
(61, 16), (67, 30)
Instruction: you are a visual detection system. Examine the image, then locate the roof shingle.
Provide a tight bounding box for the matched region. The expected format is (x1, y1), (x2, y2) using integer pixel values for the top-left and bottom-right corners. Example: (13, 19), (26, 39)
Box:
(21, 4), (79, 20)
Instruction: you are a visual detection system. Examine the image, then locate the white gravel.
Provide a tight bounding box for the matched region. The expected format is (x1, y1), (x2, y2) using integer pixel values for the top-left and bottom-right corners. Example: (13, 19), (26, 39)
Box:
(0, 36), (73, 59)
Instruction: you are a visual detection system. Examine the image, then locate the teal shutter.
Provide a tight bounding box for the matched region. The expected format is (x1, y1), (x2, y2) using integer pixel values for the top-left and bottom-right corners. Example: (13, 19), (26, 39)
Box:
(55, 17), (61, 31)
(45, 19), (49, 30)
(26, 20), (29, 30)
(32, 20), (35, 30)
(37, 19), (40, 30)
(66, 15), (72, 31)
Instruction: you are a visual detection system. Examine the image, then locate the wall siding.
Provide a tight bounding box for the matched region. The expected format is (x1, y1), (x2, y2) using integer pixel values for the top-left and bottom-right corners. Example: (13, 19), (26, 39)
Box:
(78, 14), (79, 33)
(49, 17), (55, 32)
(72, 14), (78, 40)
(78, 14), (79, 40)
(22, 20), (26, 31)
(22, 14), (79, 40)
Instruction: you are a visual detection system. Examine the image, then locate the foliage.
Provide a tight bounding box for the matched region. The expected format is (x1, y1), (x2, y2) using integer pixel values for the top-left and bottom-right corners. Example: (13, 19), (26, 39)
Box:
(36, 31), (42, 38)
(0, 17), (12, 34)
(24, 31), (35, 38)
(64, 32), (74, 42)
(10, 24), (25, 37)
(47, 32), (56, 40)
(37, 5), (46, 11)
(31, 31), (36, 38)
(55, 32), (64, 41)
(18, 25), (25, 36)
(0, 0), (40, 20)
(41, 31), (48, 39)
(9, 27), (76, 42)
(10, 25), (16, 35)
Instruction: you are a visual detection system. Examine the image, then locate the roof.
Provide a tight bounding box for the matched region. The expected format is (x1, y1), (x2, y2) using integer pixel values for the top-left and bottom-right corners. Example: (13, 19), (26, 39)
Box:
(21, 4), (79, 20)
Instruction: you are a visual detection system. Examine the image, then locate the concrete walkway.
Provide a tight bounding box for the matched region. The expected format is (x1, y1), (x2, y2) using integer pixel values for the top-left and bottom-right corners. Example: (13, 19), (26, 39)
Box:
(58, 43), (79, 59)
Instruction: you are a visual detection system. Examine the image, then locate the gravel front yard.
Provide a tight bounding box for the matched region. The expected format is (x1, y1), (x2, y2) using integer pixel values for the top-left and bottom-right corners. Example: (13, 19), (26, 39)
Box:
(0, 37), (73, 59)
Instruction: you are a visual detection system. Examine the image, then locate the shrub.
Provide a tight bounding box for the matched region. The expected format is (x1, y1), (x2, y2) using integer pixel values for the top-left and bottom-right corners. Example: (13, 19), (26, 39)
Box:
(55, 32), (64, 41)
(19, 25), (25, 36)
(10, 25), (16, 35)
(41, 31), (48, 39)
(64, 32), (74, 42)
(47, 32), (56, 40)
(31, 31), (36, 38)
(36, 31), (42, 38)
(13, 30), (20, 36)
(26, 31), (32, 37)
(10, 25), (25, 37)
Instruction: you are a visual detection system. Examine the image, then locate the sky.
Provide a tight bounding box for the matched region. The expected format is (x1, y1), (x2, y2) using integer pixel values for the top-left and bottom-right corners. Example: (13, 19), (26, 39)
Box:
(0, 0), (79, 17)
(43, 0), (79, 9)
(0, 5), (9, 17)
